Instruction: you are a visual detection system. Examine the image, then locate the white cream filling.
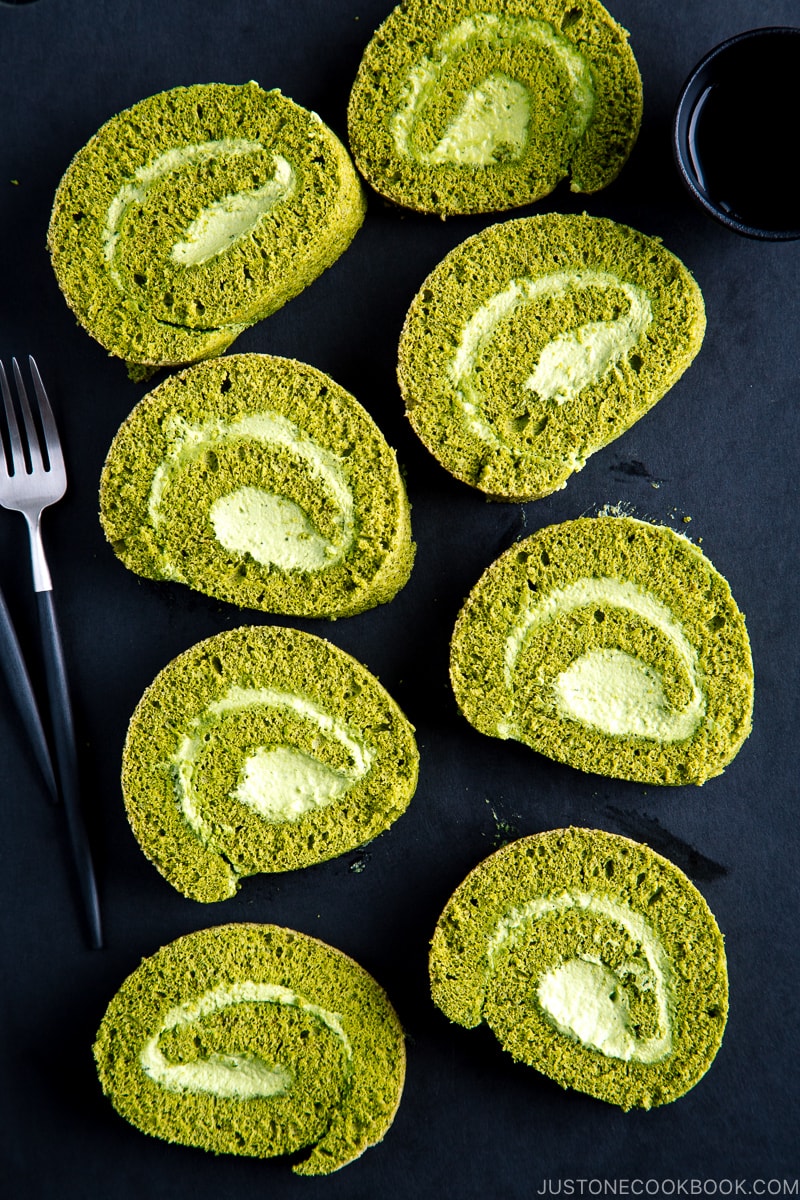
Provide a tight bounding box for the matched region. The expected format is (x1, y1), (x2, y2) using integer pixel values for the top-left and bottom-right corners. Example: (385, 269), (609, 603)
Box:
(103, 139), (292, 289)
(210, 488), (341, 571)
(391, 13), (594, 165)
(232, 746), (354, 822)
(449, 271), (652, 450)
(487, 891), (673, 1064)
(500, 575), (705, 742)
(427, 73), (531, 165)
(172, 684), (375, 844)
(139, 979), (351, 1099)
(147, 411), (355, 578)
(170, 155), (295, 266)
(552, 648), (700, 740)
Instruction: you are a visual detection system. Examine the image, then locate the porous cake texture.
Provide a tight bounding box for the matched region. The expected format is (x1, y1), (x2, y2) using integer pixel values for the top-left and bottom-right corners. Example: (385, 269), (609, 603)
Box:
(348, 0), (642, 216)
(121, 625), (419, 901)
(48, 83), (365, 372)
(430, 828), (728, 1109)
(450, 516), (753, 785)
(399, 213), (706, 500)
(94, 923), (406, 1174)
(99, 354), (414, 619)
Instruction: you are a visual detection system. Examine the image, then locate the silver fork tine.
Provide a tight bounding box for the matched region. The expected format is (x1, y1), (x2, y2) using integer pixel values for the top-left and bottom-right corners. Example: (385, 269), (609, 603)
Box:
(28, 357), (64, 474)
(11, 358), (47, 475)
(0, 360), (24, 470)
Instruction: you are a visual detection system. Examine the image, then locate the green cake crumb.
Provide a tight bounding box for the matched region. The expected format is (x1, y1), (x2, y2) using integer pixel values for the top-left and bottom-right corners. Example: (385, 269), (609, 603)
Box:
(348, 0), (642, 216)
(398, 213), (706, 500)
(450, 515), (753, 785)
(122, 624), (419, 901)
(430, 827), (728, 1109)
(99, 353), (415, 619)
(94, 923), (406, 1173)
(48, 82), (365, 370)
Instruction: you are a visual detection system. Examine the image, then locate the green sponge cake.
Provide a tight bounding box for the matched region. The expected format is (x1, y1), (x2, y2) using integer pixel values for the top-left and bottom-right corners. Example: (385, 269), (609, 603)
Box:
(48, 83), (364, 373)
(399, 214), (706, 499)
(348, 0), (642, 216)
(94, 923), (405, 1173)
(430, 828), (728, 1109)
(450, 516), (753, 784)
(121, 625), (419, 901)
(99, 354), (414, 619)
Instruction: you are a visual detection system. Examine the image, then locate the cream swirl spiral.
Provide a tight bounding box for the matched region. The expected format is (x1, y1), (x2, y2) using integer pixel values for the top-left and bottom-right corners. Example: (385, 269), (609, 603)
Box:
(94, 924), (405, 1173)
(122, 626), (419, 901)
(48, 83), (364, 372)
(450, 516), (753, 785)
(430, 828), (729, 1109)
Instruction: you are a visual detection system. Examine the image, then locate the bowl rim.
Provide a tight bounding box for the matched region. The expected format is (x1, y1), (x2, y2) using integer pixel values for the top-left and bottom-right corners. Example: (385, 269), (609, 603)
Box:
(672, 25), (800, 241)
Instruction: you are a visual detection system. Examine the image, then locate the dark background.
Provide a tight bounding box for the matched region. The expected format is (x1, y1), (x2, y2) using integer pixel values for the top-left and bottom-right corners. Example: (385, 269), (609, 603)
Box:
(0, 1), (797, 1195)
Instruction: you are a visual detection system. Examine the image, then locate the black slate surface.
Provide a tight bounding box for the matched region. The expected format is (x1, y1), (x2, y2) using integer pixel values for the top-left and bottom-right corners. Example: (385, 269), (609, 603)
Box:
(0, 1), (797, 1196)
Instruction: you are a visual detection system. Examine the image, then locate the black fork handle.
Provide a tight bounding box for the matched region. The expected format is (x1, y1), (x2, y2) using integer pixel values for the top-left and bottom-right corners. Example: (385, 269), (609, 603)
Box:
(36, 589), (103, 949)
(0, 584), (58, 802)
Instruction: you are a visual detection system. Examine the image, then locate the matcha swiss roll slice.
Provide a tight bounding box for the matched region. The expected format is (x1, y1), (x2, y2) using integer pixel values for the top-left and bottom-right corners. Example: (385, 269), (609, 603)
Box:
(399, 213), (706, 500)
(429, 828), (728, 1109)
(48, 83), (364, 372)
(450, 516), (753, 784)
(99, 354), (414, 618)
(94, 923), (405, 1173)
(122, 625), (418, 901)
(348, 0), (642, 216)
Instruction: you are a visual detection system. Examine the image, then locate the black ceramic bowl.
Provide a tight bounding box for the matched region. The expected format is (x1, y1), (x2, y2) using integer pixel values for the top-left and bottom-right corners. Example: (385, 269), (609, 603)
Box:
(673, 27), (800, 240)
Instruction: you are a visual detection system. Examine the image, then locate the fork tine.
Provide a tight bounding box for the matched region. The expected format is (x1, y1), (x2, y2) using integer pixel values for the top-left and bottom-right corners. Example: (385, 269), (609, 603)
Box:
(28, 357), (64, 473)
(11, 358), (46, 474)
(0, 360), (24, 474)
